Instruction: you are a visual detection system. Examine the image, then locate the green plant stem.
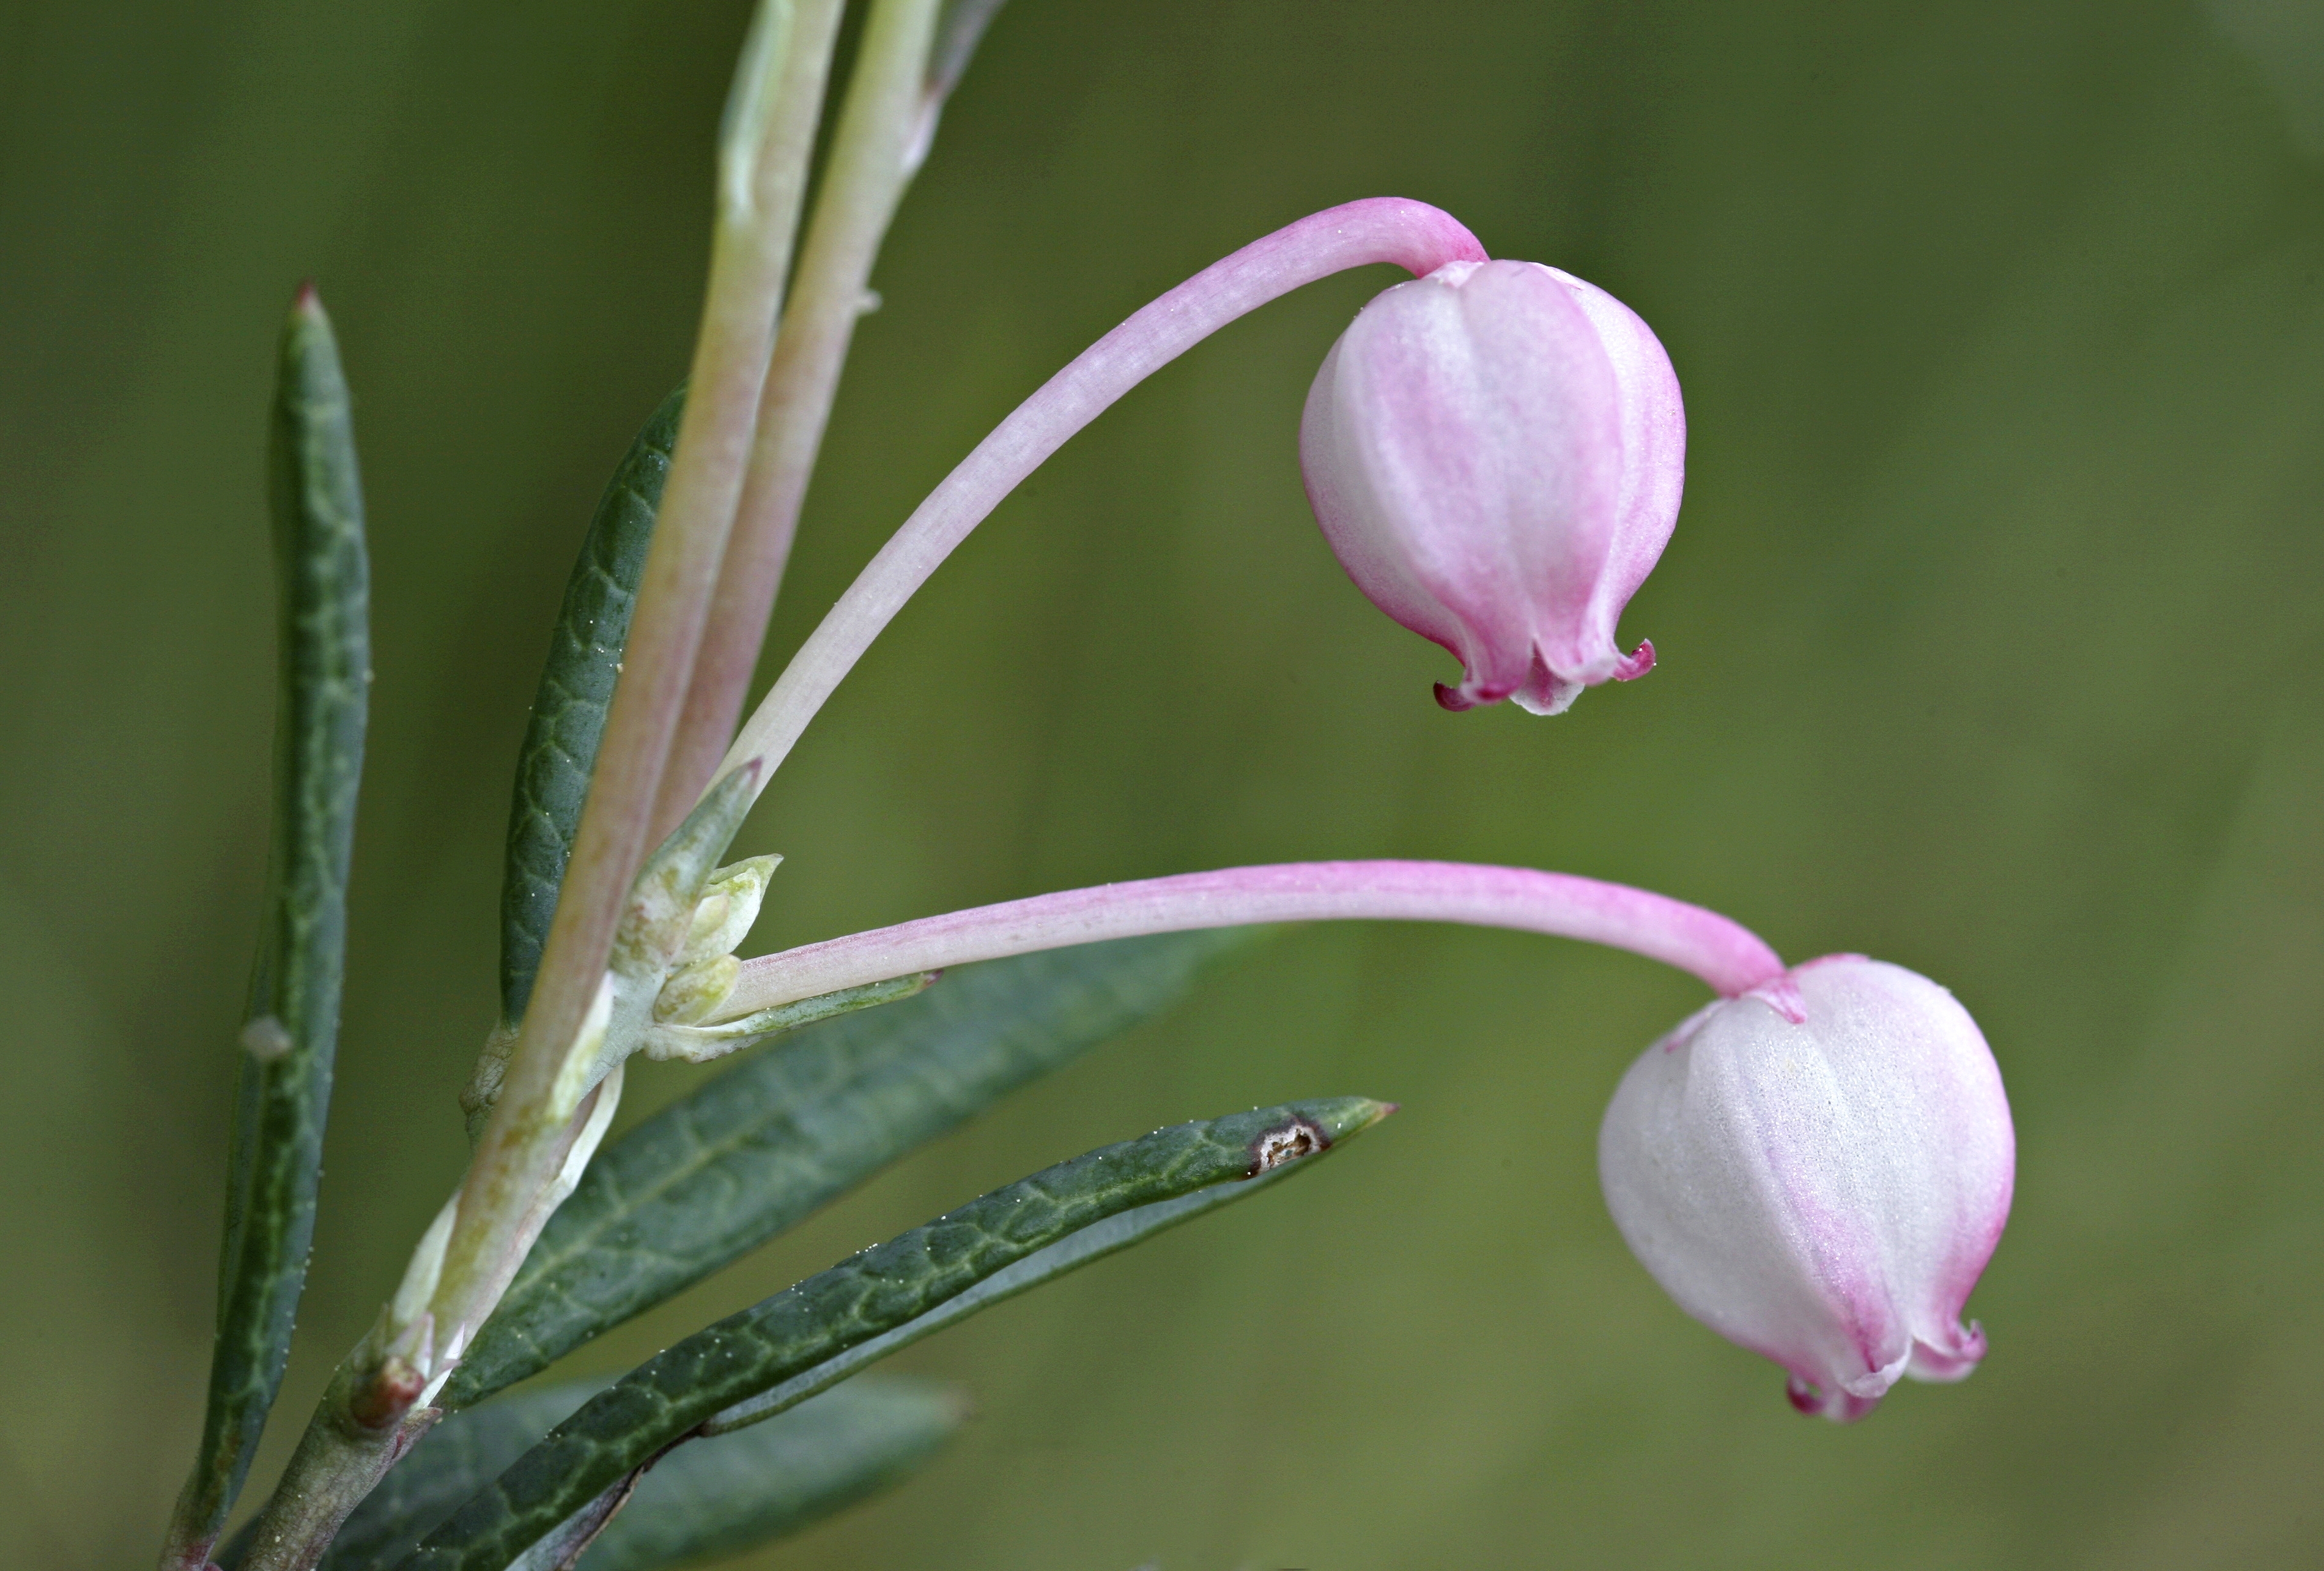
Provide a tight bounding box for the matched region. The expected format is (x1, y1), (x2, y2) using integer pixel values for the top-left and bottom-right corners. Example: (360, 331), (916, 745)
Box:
(653, 0), (945, 839)
(224, 12), (843, 1568)
(433, 0), (843, 1362)
(235, 1353), (440, 1571)
(231, 1064), (613, 1571)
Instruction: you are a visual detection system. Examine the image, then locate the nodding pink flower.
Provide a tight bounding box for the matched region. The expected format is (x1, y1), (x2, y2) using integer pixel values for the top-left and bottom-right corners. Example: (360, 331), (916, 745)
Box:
(1597, 955), (2014, 1421)
(1300, 260), (1682, 714)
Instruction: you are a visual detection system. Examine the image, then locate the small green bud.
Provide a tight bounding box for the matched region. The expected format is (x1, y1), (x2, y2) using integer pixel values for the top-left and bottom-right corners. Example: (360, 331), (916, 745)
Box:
(656, 954), (742, 1025)
(679, 854), (781, 968)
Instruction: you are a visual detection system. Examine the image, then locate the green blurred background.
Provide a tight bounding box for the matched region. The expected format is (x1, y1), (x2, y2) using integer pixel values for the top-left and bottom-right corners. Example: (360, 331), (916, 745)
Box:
(4, 0), (2321, 1565)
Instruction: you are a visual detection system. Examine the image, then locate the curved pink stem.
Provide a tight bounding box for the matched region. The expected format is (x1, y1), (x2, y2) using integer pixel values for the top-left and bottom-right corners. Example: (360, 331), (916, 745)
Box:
(706, 198), (1486, 800)
(719, 861), (1792, 1020)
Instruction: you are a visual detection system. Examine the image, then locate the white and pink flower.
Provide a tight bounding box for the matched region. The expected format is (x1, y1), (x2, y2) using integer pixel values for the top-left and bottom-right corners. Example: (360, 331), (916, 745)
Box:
(1300, 259), (1682, 714)
(1599, 955), (2015, 1420)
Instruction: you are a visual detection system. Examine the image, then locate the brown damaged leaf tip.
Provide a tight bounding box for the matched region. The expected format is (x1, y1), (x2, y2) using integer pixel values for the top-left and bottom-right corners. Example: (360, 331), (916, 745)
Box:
(1247, 1116), (1330, 1176)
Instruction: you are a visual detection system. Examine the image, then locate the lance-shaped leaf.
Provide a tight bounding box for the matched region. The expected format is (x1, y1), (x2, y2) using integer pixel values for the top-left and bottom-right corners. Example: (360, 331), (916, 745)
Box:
(699, 1117), (1364, 1439)
(401, 1097), (1391, 1571)
(497, 1155), (1341, 1570)
(499, 386), (685, 1029)
(215, 1376), (957, 1571)
(209, 1385), (948, 1561)
(441, 927), (1258, 1408)
(161, 285), (372, 1568)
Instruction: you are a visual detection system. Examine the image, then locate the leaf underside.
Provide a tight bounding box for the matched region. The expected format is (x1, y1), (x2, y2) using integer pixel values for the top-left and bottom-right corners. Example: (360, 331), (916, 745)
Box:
(442, 927), (1261, 1409)
(169, 288), (372, 1553)
(498, 386), (685, 1027)
(402, 1097), (1388, 1571)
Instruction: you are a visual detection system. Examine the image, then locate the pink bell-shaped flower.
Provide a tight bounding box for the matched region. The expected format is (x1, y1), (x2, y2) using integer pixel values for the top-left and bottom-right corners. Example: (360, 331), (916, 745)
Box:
(1299, 259), (1682, 714)
(1597, 955), (2015, 1421)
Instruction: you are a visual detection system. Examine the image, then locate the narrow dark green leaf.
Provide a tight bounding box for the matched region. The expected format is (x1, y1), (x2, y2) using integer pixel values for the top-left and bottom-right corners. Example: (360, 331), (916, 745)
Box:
(499, 386), (684, 1027)
(442, 928), (1260, 1408)
(700, 1118), (1365, 1439)
(165, 284), (372, 1562)
(216, 1376), (957, 1571)
(401, 1097), (1391, 1571)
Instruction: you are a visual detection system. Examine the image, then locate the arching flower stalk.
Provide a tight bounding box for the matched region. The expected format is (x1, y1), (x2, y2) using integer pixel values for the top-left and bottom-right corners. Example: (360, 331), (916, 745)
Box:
(714, 862), (1799, 1024)
(625, 197), (2011, 1424)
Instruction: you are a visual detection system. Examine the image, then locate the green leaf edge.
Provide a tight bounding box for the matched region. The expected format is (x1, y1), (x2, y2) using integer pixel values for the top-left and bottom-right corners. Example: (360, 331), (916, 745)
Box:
(219, 1375), (959, 1571)
(400, 1096), (1391, 1570)
(536, 1178), (1304, 1568)
(701, 1120), (1355, 1439)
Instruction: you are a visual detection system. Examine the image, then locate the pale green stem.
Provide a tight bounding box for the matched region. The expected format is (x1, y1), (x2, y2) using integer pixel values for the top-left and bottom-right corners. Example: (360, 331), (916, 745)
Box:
(231, 1370), (440, 1571)
(651, 0), (946, 843)
(228, 15), (846, 1570)
(235, 1069), (619, 1571)
(429, 0), (843, 1356)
